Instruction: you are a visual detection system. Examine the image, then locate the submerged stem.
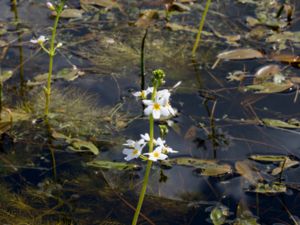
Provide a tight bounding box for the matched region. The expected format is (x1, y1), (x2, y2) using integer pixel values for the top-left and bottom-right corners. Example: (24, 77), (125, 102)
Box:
(192, 0), (211, 57)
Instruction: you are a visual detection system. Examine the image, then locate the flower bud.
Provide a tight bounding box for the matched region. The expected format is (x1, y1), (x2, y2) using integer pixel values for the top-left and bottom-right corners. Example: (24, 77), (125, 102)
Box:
(46, 2), (56, 11)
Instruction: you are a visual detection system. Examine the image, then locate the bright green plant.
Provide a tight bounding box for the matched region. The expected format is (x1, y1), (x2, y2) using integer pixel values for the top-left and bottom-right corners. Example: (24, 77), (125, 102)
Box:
(30, 1), (66, 118)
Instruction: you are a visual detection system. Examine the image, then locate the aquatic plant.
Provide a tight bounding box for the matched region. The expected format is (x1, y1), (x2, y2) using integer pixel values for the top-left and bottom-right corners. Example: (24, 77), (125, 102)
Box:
(30, 1), (65, 118)
(123, 69), (179, 225)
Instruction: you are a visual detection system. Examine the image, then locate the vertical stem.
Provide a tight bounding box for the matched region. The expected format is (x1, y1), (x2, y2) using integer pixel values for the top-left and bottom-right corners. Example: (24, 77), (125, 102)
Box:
(192, 0), (211, 57)
(44, 9), (62, 117)
(132, 83), (157, 225)
(140, 29), (148, 91)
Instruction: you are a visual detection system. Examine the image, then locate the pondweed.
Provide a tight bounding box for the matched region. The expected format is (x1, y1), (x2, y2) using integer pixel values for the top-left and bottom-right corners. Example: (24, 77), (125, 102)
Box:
(123, 69), (180, 225)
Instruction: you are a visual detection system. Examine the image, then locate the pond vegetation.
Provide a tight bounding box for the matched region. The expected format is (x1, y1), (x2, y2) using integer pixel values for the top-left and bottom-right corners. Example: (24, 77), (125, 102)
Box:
(0, 0), (300, 224)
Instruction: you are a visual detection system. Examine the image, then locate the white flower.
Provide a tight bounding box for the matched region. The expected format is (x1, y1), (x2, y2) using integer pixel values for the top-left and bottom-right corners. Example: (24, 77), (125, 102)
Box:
(273, 73), (285, 84)
(140, 133), (150, 142)
(143, 99), (169, 119)
(133, 87), (153, 99)
(155, 137), (165, 146)
(144, 146), (168, 161)
(161, 145), (178, 154)
(156, 89), (171, 102)
(122, 142), (145, 161)
(30, 35), (48, 45)
(123, 139), (145, 148)
(46, 2), (55, 11)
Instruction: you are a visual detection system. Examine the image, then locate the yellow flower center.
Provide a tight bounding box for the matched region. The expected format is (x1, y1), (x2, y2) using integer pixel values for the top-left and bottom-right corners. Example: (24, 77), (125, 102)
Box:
(153, 103), (160, 110)
(141, 91), (146, 99)
(133, 149), (139, 155)
(153, 151), (160, 158)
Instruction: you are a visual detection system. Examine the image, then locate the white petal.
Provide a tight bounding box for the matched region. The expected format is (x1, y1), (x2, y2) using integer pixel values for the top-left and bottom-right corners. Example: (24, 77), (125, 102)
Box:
(122, 148), (132, 154)
(132, 91), (141, 97)
(158, 153), (168, 160)
(144, 106), (152, 116)
(152, 109), (161, 119)
(142, 100), (153, 106)
(160, 107), (170, 117)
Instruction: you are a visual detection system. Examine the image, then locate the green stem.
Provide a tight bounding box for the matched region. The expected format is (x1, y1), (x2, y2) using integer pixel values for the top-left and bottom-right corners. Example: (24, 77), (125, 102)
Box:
(44, 7), (62, 117)
(192, 0), (211, 57)
(132, 83), (157, 224)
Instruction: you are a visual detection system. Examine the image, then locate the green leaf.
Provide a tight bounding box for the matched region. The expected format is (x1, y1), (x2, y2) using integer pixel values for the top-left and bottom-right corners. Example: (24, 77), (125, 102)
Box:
(249, 154), (287, 162)
(210, 206), (229, 225)
(0, 70), (13, 83)
(86, 160), (141, 170)
(251, 182), (286, 194)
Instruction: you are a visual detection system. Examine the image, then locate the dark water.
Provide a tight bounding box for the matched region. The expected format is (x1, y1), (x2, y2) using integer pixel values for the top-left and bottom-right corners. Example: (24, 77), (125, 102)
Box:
(1, 0), (300, 224)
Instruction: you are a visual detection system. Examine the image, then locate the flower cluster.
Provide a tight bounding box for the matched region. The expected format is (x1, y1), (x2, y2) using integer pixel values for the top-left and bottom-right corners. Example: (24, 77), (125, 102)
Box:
(123, 69), (179, 162)
(122, 133), (177, 162)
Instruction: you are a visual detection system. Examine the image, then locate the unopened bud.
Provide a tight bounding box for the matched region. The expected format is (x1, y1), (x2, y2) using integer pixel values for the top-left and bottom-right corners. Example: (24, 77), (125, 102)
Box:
(47, 2), (55, 11)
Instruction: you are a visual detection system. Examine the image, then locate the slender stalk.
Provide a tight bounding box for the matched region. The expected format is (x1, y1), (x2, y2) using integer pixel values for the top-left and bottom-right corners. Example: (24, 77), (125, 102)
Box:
(132, 82), (158, 225)
(44, 6), (63, 117)
(140, 29), (148, 90)
(192, 0), (211, 57)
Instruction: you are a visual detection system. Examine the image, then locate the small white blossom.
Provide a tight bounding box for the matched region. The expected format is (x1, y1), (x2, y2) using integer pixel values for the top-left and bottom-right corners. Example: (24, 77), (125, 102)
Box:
(140, 133), (150, 142)
(123, 142), (145, 161)
(30, 35), (48, 45)
(144, 146), (168, 161)
(160, 145), (178, 154)
(156, 89), (171, 102)
(133, 87), (153, 99)
(143, 99), (169, 119)
(56, 42), (63, 48)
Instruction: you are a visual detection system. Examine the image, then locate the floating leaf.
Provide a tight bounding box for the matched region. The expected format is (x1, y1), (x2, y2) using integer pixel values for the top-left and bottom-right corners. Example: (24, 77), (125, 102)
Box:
(135, 10), (159, 28)
(253, 64), (281, 84)
(262, 118), (300, 129)
(164, 157), (232, 177)
(217, 49), (264, 60)
(243, 81), (293, 93)
(56, 67), (85, 81)
(235, 160), (262, 185)
(251, 182), (286, 194)
(249, 154), (287, 162)
(272, 157), (299, 175)
(86, 160), (141, 170)
(53, 9), (84, 18)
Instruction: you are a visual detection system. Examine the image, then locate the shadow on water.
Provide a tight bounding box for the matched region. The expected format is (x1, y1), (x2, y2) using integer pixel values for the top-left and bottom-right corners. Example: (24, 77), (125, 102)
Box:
(0, 0), (300, 224)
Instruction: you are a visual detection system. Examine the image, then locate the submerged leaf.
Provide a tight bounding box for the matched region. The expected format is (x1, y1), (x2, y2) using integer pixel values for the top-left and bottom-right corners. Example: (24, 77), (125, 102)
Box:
(210, 205), (229, 225)
(80, 0), (119, 9)
(0, 70), (13, 82)
(235, 160), (262, 185)
(234, 201), (260, 225)
(53, 9), (84, 18)
(262, 118), (300, 129)
(135, 10), (159, 28)
(69, 139), (99, 155)
(217, 49), (264, 60)
(86, 160), (141, 170)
